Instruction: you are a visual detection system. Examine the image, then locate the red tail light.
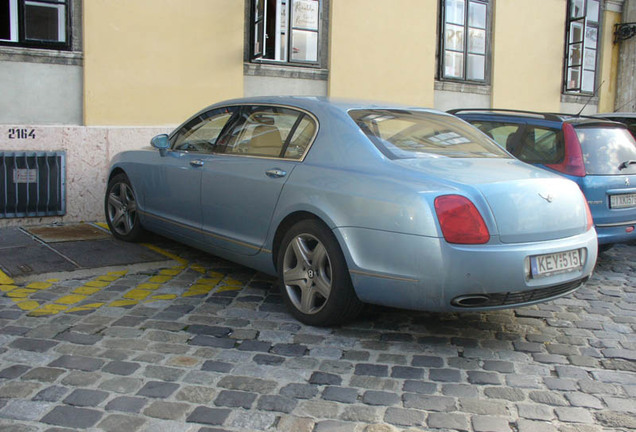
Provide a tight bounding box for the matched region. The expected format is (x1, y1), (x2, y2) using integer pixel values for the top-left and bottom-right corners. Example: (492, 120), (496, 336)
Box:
(545, 123), (586, 177)
(434, 195), (490, 244)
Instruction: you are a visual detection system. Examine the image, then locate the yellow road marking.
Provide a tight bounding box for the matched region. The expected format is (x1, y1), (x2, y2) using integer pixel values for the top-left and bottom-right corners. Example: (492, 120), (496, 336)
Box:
(73, 287), (101, 295)
(15, 300), (40, 311)
(0, 270), (14, 285)
(109, 299), (138, 307)
(123, 289), (152, 300)
(142, 243), (188, 265)
(55, 295), (87, 305)
(26, 281), (53, 290)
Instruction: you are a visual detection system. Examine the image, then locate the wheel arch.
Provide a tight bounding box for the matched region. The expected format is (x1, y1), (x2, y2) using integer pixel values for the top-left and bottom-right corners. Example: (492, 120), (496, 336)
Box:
(271, 211), (332, 271)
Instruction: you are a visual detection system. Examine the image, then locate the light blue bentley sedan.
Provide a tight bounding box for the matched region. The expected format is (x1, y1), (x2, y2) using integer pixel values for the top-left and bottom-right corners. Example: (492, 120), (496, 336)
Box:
(105, 97), (598, 326)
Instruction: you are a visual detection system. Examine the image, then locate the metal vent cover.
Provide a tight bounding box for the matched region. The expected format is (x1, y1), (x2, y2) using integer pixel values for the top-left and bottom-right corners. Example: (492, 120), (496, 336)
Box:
(1, 151), (66, 218)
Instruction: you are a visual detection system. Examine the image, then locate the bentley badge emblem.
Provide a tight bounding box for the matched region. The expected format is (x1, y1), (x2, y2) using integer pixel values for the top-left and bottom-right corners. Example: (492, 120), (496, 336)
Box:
(539, 193), (554, 203)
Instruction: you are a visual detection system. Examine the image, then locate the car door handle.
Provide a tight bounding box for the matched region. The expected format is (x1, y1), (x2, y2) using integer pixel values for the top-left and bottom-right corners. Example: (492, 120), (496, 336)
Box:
(265, 168), (287, 178)
(190, 160), (205, 167)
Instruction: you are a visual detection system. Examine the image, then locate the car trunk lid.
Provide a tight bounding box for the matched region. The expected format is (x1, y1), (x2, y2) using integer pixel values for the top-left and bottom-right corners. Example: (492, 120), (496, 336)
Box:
(395, 158), (589, 243)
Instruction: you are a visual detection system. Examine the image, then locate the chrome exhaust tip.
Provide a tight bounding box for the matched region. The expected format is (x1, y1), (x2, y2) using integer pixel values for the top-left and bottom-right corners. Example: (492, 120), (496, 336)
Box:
(451, 294), (491, 308)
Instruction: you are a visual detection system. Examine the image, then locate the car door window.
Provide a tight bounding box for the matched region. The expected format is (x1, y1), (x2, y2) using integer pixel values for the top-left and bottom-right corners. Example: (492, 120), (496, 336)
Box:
(223, 106), (316, 159)
(171, 107), (236, 153)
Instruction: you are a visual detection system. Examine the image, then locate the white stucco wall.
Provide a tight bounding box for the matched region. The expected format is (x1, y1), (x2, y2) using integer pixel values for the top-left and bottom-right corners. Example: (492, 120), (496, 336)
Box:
(0, 61), (83, 125)
(0, 125), (171, 226)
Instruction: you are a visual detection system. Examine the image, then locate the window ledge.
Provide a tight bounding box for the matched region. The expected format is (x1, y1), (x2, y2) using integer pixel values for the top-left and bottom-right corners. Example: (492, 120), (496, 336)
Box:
(435, 80), (491, 95)
(0, 46), (83, 66)
(244, 62), (328, 81)
(561, 93), (599, 105)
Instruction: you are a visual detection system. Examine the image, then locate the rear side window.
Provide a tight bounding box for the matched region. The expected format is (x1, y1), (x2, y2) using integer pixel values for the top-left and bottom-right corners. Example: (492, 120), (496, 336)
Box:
(576, 126), (636, 175)
(223, 106), (317, 159)
(350, 110), (509, 159)
(472, 121), (564, 164)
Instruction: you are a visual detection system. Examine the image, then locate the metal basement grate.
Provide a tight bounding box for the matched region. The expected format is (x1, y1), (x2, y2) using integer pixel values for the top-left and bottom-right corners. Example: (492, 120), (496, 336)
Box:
(0, 151), (66, 218)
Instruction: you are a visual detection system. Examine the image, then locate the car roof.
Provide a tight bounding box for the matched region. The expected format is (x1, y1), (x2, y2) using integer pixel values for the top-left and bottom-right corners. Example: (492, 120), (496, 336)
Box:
(448, 108), (625, 127)
(203, 96), (446, 116)
(592, 112), (636, 119)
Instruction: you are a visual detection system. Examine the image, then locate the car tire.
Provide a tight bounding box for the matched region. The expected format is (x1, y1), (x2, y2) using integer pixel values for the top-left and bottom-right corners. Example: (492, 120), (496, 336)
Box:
(277, 219), (363, 326)
(105, 173), (145, 242)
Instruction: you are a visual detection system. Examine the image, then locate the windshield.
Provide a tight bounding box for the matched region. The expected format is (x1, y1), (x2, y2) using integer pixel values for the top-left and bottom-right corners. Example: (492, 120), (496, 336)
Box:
(576, 125), (636, 175)
(350, 109), (510, 160)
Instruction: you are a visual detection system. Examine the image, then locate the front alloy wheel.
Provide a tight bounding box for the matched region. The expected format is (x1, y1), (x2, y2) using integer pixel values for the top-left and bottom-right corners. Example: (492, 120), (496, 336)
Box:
(105, 174), (143, 242)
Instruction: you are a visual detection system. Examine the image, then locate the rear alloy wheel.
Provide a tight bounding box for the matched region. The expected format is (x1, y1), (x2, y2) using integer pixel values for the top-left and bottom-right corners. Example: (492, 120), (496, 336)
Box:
(105, 173), (144, 242)
(278, 219), (362, 326)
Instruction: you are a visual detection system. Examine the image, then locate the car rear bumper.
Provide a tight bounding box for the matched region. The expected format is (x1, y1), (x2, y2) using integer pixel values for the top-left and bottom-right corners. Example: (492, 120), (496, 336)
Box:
(595, 221), (636, 245)
(335, 227), (598, 312)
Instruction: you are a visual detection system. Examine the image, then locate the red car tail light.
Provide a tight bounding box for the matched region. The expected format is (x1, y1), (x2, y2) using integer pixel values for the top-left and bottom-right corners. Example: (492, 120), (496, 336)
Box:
(546, 123), (586, 177)
(434, 195), (490, 244)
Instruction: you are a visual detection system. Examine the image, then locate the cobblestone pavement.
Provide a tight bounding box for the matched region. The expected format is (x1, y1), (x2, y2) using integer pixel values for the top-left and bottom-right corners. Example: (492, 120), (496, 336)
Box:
(0, 235), (634, 432)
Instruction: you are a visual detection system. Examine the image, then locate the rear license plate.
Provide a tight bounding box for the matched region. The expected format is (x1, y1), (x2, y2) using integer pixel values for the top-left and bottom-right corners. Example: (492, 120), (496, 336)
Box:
(610, 193), (636, 209)
(530, 249), (582, 278)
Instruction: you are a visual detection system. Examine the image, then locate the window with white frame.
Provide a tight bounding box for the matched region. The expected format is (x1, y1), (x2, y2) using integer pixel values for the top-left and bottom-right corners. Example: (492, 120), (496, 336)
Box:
(439, 0), (490, 83)
(564, 0), (600, 94)
(0, 0), (69, 49)
(251, 0), (320, 65)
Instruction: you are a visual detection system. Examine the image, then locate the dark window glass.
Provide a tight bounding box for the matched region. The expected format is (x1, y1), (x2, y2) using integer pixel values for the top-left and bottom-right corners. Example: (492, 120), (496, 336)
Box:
(224, 105), (315, 159)
(440, 0), (489, 83)
(576, 126), (636, 175)
(564, 0), (599, 93)
(25, 3), (61, 41)
(0, 0), (68, 48)
(472, 121), (564, 164)
(351, 110), (510, 160)
(251, 0), (320, 65)
(172, 108), (237, 153)
(0, 0), (11, 40)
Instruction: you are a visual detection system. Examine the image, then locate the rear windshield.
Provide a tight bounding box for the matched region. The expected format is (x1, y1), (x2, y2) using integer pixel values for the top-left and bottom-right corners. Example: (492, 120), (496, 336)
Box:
(576, 126), (636, 175)
(350, 109), (510, 160)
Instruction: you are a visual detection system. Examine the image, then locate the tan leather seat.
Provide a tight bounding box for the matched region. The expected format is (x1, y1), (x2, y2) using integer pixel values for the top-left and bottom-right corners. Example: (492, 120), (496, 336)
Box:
(248, 125), (283, 156)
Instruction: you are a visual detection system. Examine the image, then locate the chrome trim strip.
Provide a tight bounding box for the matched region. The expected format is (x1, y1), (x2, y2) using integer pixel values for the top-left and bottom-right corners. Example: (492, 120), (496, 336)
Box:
(596, 220), (636, 228)
(350, 269), (418, 283)
(140, 210), (263, 251)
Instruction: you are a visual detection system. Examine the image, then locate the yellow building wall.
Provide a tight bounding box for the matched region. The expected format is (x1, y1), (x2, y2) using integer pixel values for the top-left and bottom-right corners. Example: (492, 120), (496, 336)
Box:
(491, 0), (566, 111)
(84, 0), (244, 126)
(598, 10), (621, 113)
(328, 0), (436, 107)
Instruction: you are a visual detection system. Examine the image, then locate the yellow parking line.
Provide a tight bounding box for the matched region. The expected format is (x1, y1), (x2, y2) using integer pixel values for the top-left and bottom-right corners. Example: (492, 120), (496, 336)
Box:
(142, 243), (189, 265)
(0, 270), (14, 286)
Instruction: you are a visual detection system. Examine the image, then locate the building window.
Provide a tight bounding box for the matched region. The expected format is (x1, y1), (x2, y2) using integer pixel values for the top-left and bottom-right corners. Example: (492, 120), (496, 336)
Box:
(564, 0), (599, 94)
(251, 0), (320, 65)
(439, 0), (489, 83)
(0, 0), (69, 49)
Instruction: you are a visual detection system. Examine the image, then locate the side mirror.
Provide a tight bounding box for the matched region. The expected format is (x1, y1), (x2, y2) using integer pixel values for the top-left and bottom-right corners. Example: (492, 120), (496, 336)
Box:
(151, 134), (170, 149)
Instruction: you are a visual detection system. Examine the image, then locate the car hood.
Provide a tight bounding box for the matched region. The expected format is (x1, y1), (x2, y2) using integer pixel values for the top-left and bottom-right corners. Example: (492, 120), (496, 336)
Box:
(394, 158), (589, 243)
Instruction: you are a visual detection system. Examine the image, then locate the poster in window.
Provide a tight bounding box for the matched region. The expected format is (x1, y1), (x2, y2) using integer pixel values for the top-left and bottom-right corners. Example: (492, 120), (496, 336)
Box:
(291, 29), (318, 62)
(583, 48), (596, 70)
(582, 69), (594, 92)
(445, 24), (464, 51)
(444, 51), (464, 79)
(468, 28), (485, 54)
(468, 1), (486, 29)
(292, 0), (319, 30)
(445, 0), (465, 25)
(467, 54), (485, 80)
(585, 27), (597, 47)
(586, 0), (599, 22)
